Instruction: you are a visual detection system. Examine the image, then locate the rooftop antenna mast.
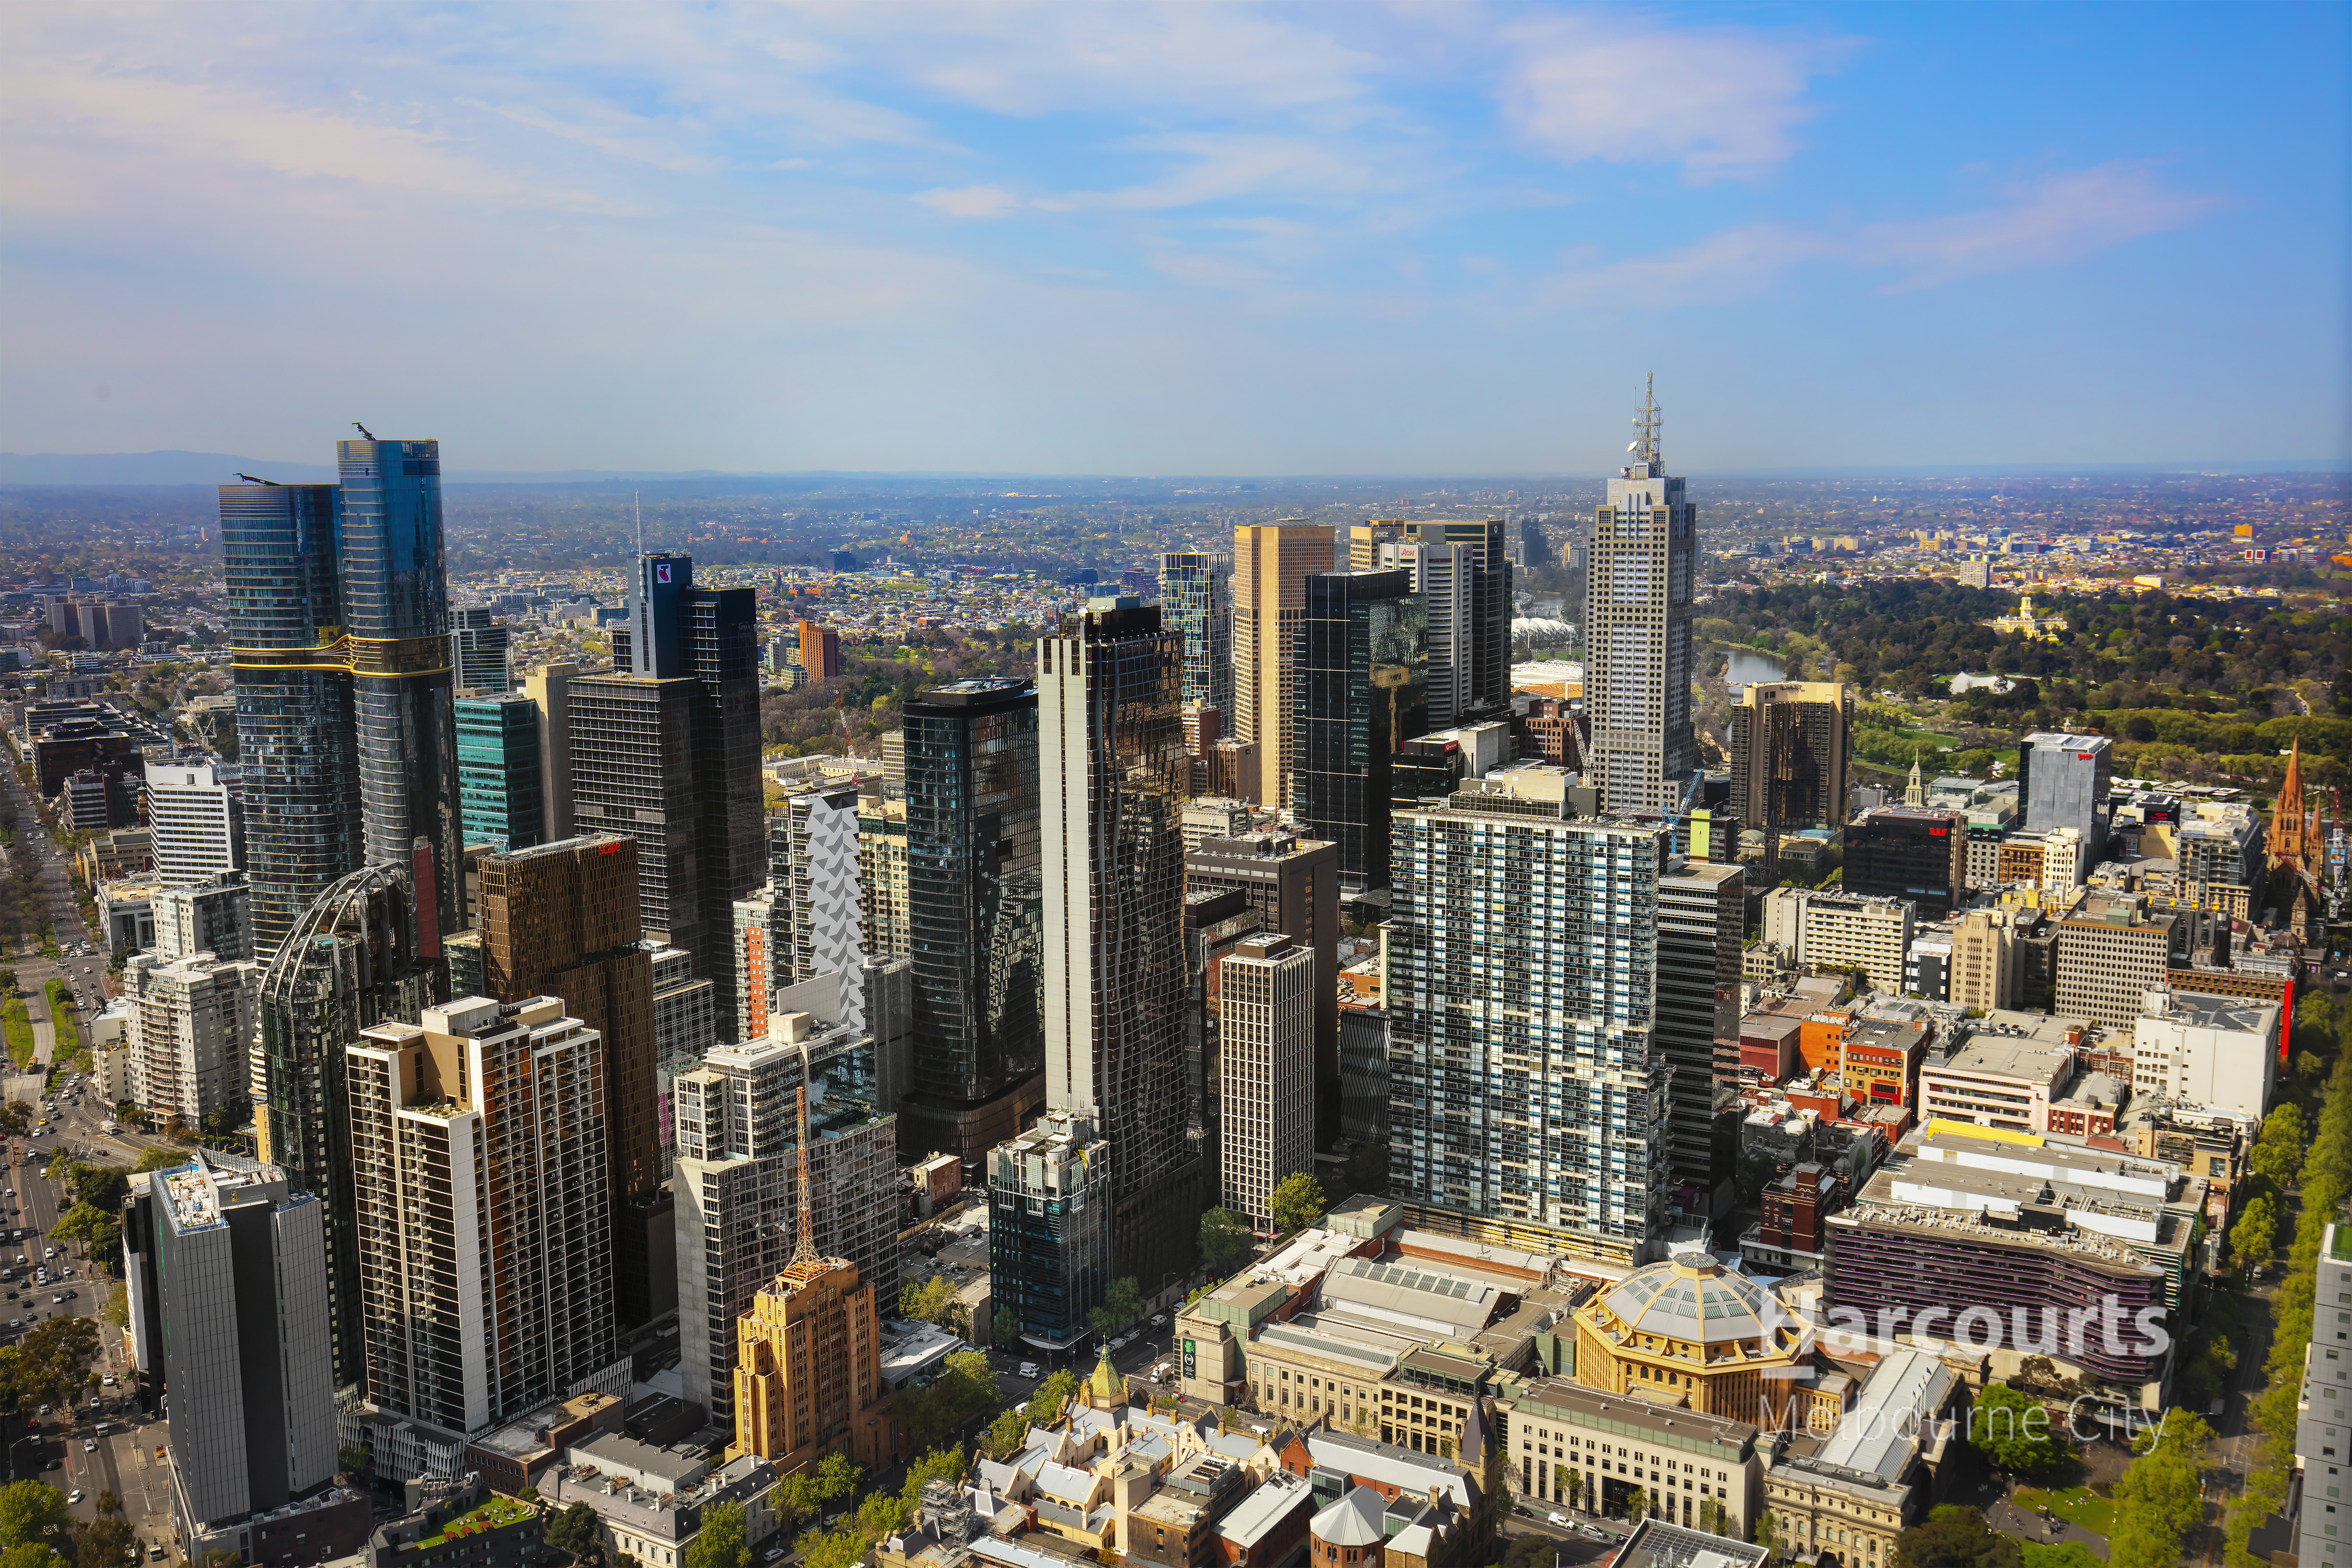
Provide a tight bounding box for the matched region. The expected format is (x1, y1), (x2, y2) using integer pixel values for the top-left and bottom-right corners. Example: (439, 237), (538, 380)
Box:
(1628, 372), (1662, 474)
(790, 1053), (818, 1268)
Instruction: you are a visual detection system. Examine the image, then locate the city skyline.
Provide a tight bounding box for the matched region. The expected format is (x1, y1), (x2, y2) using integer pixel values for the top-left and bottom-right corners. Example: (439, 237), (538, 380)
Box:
(4, 6), (2343, 474)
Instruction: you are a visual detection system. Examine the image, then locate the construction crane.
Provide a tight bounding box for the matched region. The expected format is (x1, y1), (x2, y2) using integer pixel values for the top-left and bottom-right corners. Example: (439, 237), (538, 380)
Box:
(1661, 770), (1706, 851)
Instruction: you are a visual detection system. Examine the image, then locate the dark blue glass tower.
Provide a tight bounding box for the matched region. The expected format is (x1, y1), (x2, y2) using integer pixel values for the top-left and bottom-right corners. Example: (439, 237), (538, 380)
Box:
(222, 481), (364, 960)
(337, 438), (463, 938)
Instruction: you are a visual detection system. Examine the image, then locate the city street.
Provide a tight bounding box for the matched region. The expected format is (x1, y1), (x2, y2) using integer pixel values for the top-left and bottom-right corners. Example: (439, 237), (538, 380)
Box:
(0, 752), (174, 1554)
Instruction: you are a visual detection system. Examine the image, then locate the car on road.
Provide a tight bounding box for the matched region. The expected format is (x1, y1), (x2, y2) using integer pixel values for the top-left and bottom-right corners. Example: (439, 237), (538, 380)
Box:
(1149, 1314), (1166, 1326)
(81, 1438), (92, 1452)
(65, 1491), (80, 1505)
(1017, 1362), (1039, 1379)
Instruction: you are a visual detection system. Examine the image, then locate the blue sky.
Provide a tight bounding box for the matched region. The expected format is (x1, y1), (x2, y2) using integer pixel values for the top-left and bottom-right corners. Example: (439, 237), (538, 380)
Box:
(5, 1), (2345, 473)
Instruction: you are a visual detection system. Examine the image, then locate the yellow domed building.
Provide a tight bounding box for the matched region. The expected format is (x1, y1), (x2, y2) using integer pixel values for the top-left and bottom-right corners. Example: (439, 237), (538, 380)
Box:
(1569, 1255), (1813, 1428)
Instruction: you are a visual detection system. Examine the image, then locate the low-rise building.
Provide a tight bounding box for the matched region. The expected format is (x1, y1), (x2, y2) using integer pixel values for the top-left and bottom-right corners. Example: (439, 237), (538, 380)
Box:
(1500, 1376), (1760, 1533)
(1761, 1349), (1956, 1568)
(366, 1479), (539, 1568)
(547, 1431), (778, 1568)
(1914, 1028), (2079, 1137)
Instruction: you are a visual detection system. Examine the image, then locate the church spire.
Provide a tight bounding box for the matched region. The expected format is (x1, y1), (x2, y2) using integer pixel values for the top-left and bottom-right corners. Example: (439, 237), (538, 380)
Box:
(2275, 740), (2310, 864)
(1904, 748), (1926, 807)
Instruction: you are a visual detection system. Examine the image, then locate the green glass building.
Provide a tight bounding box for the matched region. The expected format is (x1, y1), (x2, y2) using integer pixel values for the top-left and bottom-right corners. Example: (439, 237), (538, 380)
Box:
(456, 692), (545, 852)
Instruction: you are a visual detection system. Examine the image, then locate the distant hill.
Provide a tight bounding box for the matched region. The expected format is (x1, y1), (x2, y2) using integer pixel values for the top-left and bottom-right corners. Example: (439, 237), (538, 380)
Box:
(0, 451), (340, 485)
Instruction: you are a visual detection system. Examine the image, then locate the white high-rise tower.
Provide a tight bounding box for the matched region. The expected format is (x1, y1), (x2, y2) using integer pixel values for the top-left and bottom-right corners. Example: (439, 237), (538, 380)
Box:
(1582, 376), (1697, 814)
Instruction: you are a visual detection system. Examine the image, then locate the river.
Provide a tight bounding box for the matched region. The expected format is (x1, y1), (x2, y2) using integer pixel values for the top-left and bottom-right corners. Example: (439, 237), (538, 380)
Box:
(1722, 647), (1787, 696)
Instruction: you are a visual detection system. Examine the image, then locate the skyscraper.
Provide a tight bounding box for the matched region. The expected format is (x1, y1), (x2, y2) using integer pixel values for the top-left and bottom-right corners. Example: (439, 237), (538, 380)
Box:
(119, 1155), (346, 1562)
(1377, 538), (1472, 728)
(1582, 381), (1697, 815)
(797, 619), (844, 681)
(521, 661), (582, 840)
(1728, 682), (1854, 871)
(671, 1012), (899, 1429)
(146, 760), (242, 885)
(1388, 771), (1673, 1266)
(733, 781), (865, 1043)
(222, 480), (362, 962)
(254, 855), (446, 1388)
(455, 693), (545, 853)
(2019, 732), (2113, 873)
(339, 438), (464, 938)
(1655, 861), (1744, 1214)
(473, 835), (662, 1324)
(573, 553), (765, 1013)
(1158, 553), (1233, 717)
(1215, 933), (1314, 1234)
(1036, 598), (1203, 1284)
(1369, 520), (1512, 719)
(124, 950), (257, 1130)
(1233, 523), (1335, 807)
(451, 606), (513, 693)
(1843, 806), (1967, 921)
(348, 996), (618, 1456)
(1185, 833), (1340, 1152)
(899, 679), (1047, 1174)
(153, 875), (253, 964)
(1290, 569), (1426, 892)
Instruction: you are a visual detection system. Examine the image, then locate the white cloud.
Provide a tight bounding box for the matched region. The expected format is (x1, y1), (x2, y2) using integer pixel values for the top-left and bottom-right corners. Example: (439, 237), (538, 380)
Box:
(916, 185), (1024, 218)
(1499, 12), (1857, 182)
(1537, 163), (2226, 308)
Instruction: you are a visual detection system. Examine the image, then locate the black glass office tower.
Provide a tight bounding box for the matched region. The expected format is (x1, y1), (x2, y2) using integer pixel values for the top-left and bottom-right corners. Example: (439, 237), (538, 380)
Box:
(1290, 570), (1427, 892)
(900, 678), (1046, 1177)
(223, 481), (364, 961)
(571, 552), (764, 1022)
(337, 439), (464, 938)
(1035, 599), (1204, 1287)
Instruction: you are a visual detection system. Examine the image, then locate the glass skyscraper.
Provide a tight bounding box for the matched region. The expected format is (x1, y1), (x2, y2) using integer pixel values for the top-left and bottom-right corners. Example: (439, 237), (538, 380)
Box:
(1033, 597), (1202, 1288)
(1290, 569), (1426, 892)
(1387, 779), (1673, 1267)
(1157, 552), (1232, 717)
(455, 692), (545, 852)
(222, 481), (362, 961)
(570, 553), (765, 1022)
(337, 439), (464, 938)
(899, 677), (1045, 1177)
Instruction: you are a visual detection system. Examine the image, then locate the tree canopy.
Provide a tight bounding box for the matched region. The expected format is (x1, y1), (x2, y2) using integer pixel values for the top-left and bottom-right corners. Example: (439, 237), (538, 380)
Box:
(680, 1502), (746, 1568)
(1892, 1506), (2025, 1568)
(1966, 1384), (2069, 1475)
(1198, 1208), (1253, 1276)
(1270, 1173), (1327, 1236)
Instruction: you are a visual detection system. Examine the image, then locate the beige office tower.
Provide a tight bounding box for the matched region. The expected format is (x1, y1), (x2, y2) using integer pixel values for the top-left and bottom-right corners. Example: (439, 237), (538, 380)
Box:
(1948, 909), (2015, 1012)
(521, 662), (583, 840)
(1216, 934), (1315, 1233)
(1232, 522), (1335, 807)
(1583, 378), (1697, 814)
